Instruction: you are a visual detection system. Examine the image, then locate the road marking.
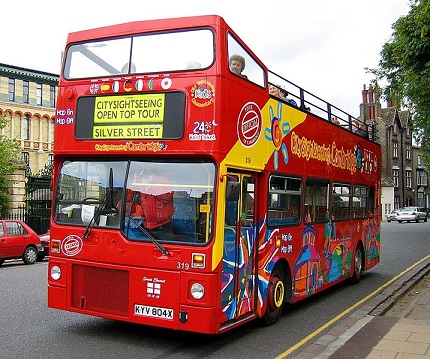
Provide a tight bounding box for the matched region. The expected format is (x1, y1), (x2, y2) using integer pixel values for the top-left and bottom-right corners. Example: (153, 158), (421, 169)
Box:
(275, 254), (430, 359)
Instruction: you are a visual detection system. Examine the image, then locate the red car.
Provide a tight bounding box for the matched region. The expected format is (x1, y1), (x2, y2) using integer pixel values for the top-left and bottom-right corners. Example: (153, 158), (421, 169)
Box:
(0, 220), (43, 265)
(37, 231), (50, 261)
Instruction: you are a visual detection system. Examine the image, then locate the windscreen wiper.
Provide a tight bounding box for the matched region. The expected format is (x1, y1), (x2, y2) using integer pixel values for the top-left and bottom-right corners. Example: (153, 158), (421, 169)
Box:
(83, 168), (116, 239)
(126, 214), (169, 256)
(82, 188), (113, 239)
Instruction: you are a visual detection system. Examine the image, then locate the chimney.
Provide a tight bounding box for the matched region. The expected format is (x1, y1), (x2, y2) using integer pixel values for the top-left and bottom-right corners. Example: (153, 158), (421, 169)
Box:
(368, 84), (373, 103)
(362, 84), (368, 104)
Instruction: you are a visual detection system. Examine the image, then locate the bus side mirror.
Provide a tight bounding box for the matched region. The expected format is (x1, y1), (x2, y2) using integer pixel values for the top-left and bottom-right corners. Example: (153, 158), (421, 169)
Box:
(226, 181), (240, 201)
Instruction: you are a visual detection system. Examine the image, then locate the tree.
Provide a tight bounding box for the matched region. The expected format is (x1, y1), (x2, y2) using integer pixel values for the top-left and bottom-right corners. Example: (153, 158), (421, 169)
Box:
(367, 0), (430, 166)
(0, 114), (22, 214)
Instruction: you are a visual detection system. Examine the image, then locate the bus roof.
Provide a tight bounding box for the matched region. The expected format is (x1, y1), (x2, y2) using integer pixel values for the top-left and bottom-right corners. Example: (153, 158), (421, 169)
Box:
(67, 15), (226, 43)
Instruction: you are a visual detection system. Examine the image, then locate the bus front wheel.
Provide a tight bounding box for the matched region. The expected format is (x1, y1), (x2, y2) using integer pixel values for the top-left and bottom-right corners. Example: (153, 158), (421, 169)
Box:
(263, 263), (286, 325)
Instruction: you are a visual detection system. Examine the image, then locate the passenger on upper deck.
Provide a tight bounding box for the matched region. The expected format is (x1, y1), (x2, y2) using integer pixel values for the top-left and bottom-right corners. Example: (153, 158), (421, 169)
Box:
(352, 120), (369, 139)
(229, 54), (248, 78)
(269, 83), (299, 107)
(269, 84), (287, 99)
(331, 117), (340, 125)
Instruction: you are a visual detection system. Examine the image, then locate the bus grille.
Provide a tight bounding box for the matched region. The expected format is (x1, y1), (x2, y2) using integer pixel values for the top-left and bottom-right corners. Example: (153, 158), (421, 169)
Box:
(71, 264), (130, 317)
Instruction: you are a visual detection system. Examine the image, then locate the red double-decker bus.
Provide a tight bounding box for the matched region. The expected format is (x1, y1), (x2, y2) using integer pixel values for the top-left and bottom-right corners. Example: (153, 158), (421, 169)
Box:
(48, 15), (381, 334)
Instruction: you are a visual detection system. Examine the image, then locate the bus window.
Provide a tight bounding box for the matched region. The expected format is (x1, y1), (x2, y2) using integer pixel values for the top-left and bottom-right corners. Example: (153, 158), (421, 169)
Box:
(131, 29), (214, 73)
(332, 183), (351, 221)
(242, 177), (255, 227)
(123, 160), (215, 244)
(368, 186), (375, 216)
(268, 176), (301, 226)
(64, 38), (132, 79)
(304, 178), (329, 223)
(227, 33), (265, 87)
(54, 160), (127, 228)
(64, 29), (214, 79)
(352, 185), (368, 219)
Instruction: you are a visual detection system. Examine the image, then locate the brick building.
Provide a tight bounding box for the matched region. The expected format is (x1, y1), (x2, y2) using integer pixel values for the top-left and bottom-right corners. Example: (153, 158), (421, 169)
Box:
(359, 84), (429, 219)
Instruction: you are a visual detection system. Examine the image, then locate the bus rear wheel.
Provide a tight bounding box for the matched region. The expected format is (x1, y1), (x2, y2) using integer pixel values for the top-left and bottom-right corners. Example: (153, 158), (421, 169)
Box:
(351, 245), (364, 284)
(263, 263), (286, 325)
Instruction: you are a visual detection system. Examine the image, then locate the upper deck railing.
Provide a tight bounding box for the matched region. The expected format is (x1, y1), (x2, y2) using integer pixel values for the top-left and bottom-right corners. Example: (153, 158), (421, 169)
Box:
(268, 70), (378, 142)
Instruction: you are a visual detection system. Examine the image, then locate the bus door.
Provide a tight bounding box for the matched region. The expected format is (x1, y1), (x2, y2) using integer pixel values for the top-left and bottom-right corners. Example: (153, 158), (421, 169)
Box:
(221, 173), (257, 321)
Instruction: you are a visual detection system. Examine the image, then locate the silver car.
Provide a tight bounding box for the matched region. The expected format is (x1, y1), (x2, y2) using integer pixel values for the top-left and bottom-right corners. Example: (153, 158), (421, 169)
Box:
(396, 207), (428, 223)
(386, 209), (398, 222)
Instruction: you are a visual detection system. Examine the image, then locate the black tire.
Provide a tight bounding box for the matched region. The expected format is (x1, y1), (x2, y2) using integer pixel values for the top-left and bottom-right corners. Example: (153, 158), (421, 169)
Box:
(351, 245), (364, 284)
(415, 216), (419, 223)
(425, 217), (428, 223)
(398, 220), (403, 223)
(22, 246), (38, 265)
(387, 219), (391, 223)
(263, 263), (286, 325)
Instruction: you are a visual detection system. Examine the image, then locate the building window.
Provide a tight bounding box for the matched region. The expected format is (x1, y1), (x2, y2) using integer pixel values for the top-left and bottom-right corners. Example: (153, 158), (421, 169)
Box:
(49, 121), (54, 142)
(406, 144), (411, 160)
(417, 192), (424, 207)
(418, 155), (422, 166)
(384, 203), (392, 216)
(22, 152), (29, 165)
(50, 85), (56, 107)
(23, 81), (29, 104)
(393, 142), (399, 158)
(23, 115), (30, 140)
(393, 169), (399, 187)
(406, 170), (412, 188)
(394, 196), (400, 209)
(48, 154), (54, 165)
(36, 83), (42, 105)
(8, 78), (15, 101)
(417, 171), (428, 186)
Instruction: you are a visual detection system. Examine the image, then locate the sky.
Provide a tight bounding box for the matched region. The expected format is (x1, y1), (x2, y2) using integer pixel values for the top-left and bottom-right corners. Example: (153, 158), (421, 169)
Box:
(2, 0), (411, 116)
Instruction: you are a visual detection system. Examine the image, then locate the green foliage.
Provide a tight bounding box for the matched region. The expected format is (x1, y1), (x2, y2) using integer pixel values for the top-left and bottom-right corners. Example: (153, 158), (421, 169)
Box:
(367, 0), (430, 165)
(0, 114), (22, 214)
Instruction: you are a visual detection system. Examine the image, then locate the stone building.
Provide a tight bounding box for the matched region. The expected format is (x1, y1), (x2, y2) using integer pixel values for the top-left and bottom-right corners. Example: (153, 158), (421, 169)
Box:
(359, 84), (429, 219)
(0, 63), (58, 213)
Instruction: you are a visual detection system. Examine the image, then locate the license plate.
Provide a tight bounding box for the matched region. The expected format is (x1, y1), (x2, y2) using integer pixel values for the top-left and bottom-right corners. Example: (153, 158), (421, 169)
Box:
(134, 304), (174, 319)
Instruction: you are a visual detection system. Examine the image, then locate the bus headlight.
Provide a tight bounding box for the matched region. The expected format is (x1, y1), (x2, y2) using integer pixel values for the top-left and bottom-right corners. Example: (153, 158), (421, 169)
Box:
(50, 265), (62, 280)
(190, 283), (205, 300)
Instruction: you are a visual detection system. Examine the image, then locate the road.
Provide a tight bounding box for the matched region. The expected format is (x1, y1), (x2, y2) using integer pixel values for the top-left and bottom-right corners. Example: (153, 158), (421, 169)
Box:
(1, 221), (429, 359)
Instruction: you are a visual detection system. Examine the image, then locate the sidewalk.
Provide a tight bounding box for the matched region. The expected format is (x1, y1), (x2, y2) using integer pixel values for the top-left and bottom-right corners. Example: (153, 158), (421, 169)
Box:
(366, 273), (430, 358)
(292, 257), (430, 359)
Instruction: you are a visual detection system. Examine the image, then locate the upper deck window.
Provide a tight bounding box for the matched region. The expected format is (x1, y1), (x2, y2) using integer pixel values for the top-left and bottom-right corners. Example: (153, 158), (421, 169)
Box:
(63, 29), (214, 79)
(227, 33), (265, 87)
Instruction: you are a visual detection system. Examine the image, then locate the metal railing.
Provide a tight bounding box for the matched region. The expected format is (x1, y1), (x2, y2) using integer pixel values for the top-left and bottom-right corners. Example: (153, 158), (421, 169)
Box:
(268, 70), (379, 142)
